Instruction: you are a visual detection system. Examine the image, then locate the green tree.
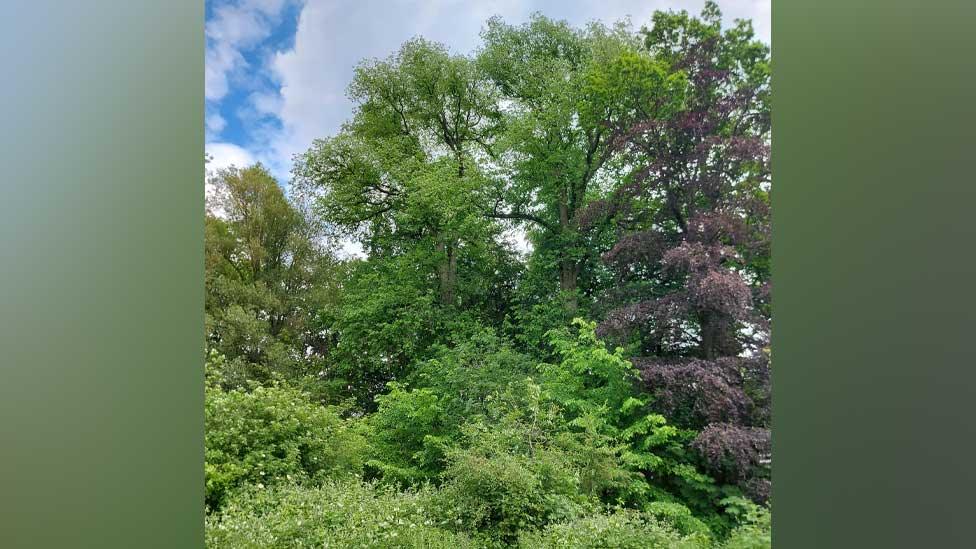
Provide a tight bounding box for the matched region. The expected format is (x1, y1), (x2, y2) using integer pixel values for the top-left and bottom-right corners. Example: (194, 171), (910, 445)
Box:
(292, 40), (520, 402)
(205, 164), (341, 387)
(294, 38), (505, 308)
(478, 15), (685, 314)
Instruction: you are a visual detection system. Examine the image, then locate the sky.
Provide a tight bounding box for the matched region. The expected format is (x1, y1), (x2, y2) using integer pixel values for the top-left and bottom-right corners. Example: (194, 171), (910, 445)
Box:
(204, 0), (771, 187)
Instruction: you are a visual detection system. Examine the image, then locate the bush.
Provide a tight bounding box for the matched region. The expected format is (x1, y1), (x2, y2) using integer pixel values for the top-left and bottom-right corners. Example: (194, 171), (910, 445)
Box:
(517, 509), (711, 548)
(205, 384), (366, 510)
(436, 448), (557, 545)
(365, 383), (452, 485)
(644, 501), (713, 539)
(408, 328), (534, 419)
(718, 505), (771, 549)
(206, 479), (477, 548)
(434, 380), (620, 544)
(540, 319), (639, 422)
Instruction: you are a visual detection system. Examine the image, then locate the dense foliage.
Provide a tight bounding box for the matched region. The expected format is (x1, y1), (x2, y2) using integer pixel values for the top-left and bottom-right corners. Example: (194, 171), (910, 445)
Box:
(205, 3), (771, 546)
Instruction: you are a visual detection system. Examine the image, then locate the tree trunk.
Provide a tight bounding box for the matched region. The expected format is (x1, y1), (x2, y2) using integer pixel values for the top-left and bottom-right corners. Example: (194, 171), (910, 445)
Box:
(700, 313), (718, 360)
(559, 259), (578, 313)
(557, 187), (579, 313)
(436, 240), (457, 307)
(699, 312), (738, 359)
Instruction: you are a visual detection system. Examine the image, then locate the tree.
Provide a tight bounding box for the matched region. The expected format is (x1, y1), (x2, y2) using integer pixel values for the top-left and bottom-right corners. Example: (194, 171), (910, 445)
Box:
(292, 39), (519, 403)
(590, 2), (772, 503)
(479, 16), (685, 314)
(205, 164), (340, 386)
(294, 38), (504, 308)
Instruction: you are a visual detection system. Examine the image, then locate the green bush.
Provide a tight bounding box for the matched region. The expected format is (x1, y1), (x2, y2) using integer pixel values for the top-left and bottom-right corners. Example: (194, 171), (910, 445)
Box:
(644, 501), (714, 539)
(205, 384), (367, 510)
(365, 383), (452, 485)
(206, 479), (477, 548)
(434, 380), (623, 544)
(540, 319), (639, 421)
(718, 505), (771, 549)
(517, 508), (711, 548)
(408, 328), (534, 419)
(437, 448), (558, 545)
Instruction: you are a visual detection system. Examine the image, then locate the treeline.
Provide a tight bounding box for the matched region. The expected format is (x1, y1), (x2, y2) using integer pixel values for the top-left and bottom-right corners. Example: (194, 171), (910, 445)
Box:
(204, 3), (771, 547)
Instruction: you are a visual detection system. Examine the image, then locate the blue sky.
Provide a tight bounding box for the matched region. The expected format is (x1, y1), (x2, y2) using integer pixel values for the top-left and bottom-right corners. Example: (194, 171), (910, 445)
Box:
(205, 0), (770, 186)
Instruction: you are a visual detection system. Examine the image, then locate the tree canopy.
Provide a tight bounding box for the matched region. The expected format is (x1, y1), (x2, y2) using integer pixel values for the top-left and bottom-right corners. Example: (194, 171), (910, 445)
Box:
(206, 3), (772, 547)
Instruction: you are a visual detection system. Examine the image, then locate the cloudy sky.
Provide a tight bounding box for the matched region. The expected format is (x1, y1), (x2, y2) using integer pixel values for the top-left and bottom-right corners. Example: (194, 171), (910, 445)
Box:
(205, 0), (770, 185)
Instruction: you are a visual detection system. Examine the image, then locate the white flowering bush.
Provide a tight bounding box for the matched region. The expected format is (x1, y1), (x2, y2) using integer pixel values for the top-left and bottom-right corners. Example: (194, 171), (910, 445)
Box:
(205, 383), (367, 510)
(517, 509), (711, 548)
(205, 479), (476, 548)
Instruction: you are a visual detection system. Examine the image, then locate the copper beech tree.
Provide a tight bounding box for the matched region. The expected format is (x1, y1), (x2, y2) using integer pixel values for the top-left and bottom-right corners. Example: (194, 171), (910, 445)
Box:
(591, 2), (772, 502)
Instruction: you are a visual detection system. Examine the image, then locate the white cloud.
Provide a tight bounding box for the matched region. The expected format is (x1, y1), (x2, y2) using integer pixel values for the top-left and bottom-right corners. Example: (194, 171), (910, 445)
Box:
(205, 109), (227, 139)
(249, 90), (283, 116)
(205, 142), (259, 217)
(205, 0), (303, 101)
(206, 142), (256, 173)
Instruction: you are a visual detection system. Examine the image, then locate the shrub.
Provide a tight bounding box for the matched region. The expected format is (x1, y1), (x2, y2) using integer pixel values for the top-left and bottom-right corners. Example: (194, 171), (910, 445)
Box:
(365, 383), (452, 485)
(541, 320), (719, 511)
(718, 504), (771, 549)
(644, 501), (713, 539)
(206, 479), (477, 548)
(436, 449), (554, 545)
(540, 319), (639, 422)
(434, 380), (619, 544)
(517, 508), (711, 548)
(205, 384), (366, 510)
(408, 328), (534, 419)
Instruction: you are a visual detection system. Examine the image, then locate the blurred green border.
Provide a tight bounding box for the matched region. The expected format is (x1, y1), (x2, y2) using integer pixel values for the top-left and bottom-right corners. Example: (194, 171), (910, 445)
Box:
(773, 1), (975, 547)
(1, 2), (203, 547)
(2, 1), (975, 547)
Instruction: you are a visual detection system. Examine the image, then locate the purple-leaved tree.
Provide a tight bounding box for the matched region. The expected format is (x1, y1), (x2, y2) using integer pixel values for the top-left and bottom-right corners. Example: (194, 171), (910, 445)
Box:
(589, 2), (772, 503)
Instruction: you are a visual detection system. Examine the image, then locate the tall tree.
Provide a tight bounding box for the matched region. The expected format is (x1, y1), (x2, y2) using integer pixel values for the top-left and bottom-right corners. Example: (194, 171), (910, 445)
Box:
(292, 39), (518, 402)
(478, 16), (684, 313)
(205, 164), (339, 386)
(295, 38), (504, 308)
(592, 2), (772, 502)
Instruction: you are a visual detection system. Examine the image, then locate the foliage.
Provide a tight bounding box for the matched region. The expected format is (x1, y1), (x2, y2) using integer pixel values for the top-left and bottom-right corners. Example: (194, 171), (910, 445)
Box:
(291, 37), (522, 403)
(205, 164), (340, 389)
(408, 327), (535, 417)
(719, 505), (772, 549)
(540, 319), (638, 422)
(477, 15), (649, 314)
(206, 479), (476, 549)
(517, 508), (710, 548)
(588, 0), (773, 505)
(204, 3), (772, 547)
(365, 383), (452, 486)
(326, 254), (443, 404)
(539, 319), (735, 525)
(204, 379), (366, 510)
(431, 385), (604, 544)
(644, 500), (714, 538)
